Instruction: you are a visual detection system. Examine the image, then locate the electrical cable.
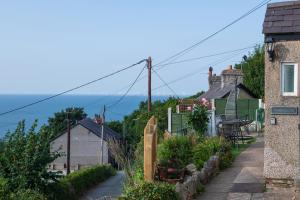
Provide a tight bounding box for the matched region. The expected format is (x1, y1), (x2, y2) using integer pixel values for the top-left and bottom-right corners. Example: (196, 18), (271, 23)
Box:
(152, 0), (270, 68)
(0, 59), (147, 116)
(107, 64), (147, 108)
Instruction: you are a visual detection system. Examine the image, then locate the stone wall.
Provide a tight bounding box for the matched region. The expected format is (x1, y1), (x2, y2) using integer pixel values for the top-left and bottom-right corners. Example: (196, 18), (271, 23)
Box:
(175, 155), (219, 200)
(264, 40), (300, 182)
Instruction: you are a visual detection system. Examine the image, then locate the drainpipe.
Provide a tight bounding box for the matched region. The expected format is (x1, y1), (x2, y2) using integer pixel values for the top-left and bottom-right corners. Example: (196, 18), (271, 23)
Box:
(295, 86), (300, 199)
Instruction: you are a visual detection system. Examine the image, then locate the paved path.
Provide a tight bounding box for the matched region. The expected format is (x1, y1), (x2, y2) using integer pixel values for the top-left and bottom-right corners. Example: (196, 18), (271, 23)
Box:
(197, 137), (265, 200)
(196, 136), (295, 200)
(80, 171), (124, 200)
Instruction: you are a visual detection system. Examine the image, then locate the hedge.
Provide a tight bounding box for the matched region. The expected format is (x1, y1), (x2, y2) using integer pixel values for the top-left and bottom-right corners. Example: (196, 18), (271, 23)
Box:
(121, 181), (178, 200)
(48, 164), (116, 200)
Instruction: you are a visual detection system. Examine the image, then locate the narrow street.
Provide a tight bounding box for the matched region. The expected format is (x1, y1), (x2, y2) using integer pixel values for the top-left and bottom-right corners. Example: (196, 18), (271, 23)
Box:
(80, 171), (125, 200)
(196, 136), (294, 200)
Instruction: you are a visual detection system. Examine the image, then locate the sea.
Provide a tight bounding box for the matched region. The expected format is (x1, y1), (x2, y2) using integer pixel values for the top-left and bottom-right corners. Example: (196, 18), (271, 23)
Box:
(0, 95), (171, 138)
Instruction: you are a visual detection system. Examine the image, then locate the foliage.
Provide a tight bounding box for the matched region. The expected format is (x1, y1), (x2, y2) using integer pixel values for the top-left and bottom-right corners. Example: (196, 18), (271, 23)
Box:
(123, 97), (178, 152)
(0, 140), (4, 154)
(0, 177), (8, 200)
(158, 136), (193, 168)
(0, 121), (61, 193)
(218, 137), (233, 170)
(9, 189), (47, 200)
(188, 105), (209, 136)
(186, 91), (205, 99)
(107, 120), (123, 134)
(193, 137), (231, 170)
(235, 45), (264, 99)
(122, 181), (178, 200)
(46, 107), (87, 138)
(48, 165), (116, 200)
(107, 139), (134, 186)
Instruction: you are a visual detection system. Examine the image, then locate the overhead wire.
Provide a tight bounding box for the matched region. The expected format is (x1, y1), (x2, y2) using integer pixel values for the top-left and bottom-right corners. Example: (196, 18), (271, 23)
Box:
(152, 50), (248, 92)
(107, 64), (147, 108)
(152, 68), (179, 98)
(0, 59), (147, 117)
(152, 0), (270, 68)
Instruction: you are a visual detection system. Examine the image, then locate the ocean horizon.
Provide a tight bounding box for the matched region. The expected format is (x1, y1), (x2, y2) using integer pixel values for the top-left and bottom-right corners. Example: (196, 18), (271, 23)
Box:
(0, 94), (175, 138)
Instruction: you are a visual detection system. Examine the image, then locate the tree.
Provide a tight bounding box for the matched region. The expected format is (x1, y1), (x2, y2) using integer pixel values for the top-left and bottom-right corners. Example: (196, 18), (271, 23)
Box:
(123, 97), (178, 152)
(46, 107), (87, 138)
(235, 45), (265, 99)
(107, 120), (123, 134)
(0, 121), (61, 193)
(188, 105), (209, 136)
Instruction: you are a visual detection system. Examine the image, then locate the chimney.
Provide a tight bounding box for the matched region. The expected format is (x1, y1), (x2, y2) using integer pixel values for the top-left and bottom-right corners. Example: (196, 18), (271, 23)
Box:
(208, 67), (213, 89)
(94, 115), (102, 125)
(221, 65), (243, 88)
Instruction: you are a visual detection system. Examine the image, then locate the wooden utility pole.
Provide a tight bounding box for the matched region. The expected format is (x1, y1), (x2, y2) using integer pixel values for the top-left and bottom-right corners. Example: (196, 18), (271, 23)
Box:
(147, 57), (152, 112)
(101, 105), (106, 164)
(66, 112), (71, 175)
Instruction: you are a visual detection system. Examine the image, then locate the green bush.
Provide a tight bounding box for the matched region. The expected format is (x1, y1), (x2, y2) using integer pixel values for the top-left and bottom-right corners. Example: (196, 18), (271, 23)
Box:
(122, 181), (178, 200)
(9, 189), (46, 200)
(48, 165), (116, 200)
(193, 137), (232, 170)
(219, 139), (234, 170)
(157, 136), (193, 167)
(0, 178), (8, 200)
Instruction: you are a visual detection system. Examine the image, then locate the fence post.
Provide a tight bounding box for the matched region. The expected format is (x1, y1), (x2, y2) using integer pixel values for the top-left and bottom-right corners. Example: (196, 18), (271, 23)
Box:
(144, 116), (157, 182)
(168, 107), (172, 133)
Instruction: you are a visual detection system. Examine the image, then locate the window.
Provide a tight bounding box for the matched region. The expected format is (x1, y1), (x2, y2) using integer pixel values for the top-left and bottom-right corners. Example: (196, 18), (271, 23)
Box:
(281, 63), (298, 96)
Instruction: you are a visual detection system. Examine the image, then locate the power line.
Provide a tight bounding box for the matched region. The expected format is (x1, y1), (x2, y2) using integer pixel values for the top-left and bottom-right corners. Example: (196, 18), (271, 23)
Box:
(152, 68), (179, 98)
(155, 45), (256, 70)
(152, 0), (270, 68)
(114, 44), (257, 95)
(152, 51), (247, 92)
(107, 64), (146, 109)
(0, 59), (147, 117)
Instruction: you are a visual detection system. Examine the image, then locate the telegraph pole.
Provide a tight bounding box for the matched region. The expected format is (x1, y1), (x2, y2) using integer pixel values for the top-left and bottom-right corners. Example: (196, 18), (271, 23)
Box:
(100, 105), (106, 164)
(66, 112), (71, 175)
(147, 57), (152, 112)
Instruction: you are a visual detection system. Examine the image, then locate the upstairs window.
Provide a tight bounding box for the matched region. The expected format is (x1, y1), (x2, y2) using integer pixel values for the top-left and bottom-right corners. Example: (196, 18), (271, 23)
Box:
(281, 63), (298, 96)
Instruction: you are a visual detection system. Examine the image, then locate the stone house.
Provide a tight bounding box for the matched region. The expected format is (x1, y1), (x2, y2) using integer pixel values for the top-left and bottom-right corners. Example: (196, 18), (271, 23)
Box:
(263, 1), (300, 186)
(50, 118), (121, 171)
(168, 65), (259, 136)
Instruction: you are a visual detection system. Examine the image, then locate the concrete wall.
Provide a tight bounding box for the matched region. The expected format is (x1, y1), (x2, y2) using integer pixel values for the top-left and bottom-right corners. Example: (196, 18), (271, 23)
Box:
(50, 124), (108, 170)
(264, 40), (300, 181)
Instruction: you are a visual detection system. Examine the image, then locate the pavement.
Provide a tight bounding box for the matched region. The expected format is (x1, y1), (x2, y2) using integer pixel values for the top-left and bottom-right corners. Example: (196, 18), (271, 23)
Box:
(80, 171), (125, 200)
(196, 136), (295, 200)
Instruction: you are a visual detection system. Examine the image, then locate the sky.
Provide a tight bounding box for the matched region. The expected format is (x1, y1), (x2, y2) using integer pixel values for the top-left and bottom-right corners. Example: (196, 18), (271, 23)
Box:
(0, 0), (287, 96)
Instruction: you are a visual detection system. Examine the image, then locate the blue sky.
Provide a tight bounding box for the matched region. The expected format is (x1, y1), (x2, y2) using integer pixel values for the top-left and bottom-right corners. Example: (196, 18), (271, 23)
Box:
(0, 0), (286, 96)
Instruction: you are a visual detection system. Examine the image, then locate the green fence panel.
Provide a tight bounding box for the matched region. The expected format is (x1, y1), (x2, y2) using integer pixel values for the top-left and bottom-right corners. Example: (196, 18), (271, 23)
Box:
(171, 113), (189, 135)
(215, 98), (259, 121)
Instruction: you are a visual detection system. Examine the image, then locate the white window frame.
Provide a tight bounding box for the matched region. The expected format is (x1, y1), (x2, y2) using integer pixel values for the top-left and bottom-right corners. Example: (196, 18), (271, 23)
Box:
(281, 62), (298, 96)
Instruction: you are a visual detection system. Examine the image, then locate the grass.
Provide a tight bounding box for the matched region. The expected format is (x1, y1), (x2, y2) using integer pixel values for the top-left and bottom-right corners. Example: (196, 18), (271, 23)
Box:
(231, 137), (256, 159)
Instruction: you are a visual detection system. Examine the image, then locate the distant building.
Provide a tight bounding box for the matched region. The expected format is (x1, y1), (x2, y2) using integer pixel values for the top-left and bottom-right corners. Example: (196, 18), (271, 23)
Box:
(199, 65), (255, 101)
(263, 1), (300, 187)
(50, 118), (121, 171)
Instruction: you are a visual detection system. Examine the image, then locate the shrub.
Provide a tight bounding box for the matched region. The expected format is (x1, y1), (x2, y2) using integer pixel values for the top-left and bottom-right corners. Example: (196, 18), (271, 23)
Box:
(9, 189), (46, 200)
(158, 136), (193, 168)
(188, 105), (209, 136)
(48, 165), (116, 200)
(0, 178), (8, 200)
(122, 181), (178, 200)
(193, 141), (214, 169)
(219, 138), (233, 170)
(193, 137), (231, 170)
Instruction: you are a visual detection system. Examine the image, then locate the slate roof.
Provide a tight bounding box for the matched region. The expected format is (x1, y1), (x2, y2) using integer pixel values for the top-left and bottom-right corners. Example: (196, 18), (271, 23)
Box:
(52, 118), (122, 142)
(78, 118), (122, 141)
(263, 1), (300, 34)
(198, 83), (256, 100)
